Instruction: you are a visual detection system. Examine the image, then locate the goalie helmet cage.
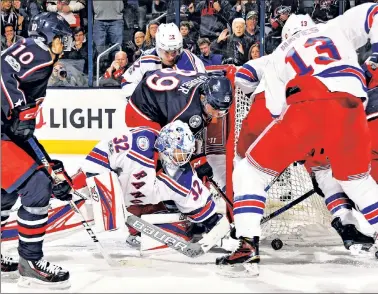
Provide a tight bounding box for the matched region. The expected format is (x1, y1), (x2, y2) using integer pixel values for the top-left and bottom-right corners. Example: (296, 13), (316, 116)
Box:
(205, 65), (338, 246)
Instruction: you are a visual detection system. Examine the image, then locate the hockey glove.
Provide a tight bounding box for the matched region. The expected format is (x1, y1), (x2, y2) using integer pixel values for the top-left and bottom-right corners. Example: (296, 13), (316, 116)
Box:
(364, 53), (378, 89)
(190, 155), (213, 182)
(51, 160), (73, 201)
(10, 102), (40, 141)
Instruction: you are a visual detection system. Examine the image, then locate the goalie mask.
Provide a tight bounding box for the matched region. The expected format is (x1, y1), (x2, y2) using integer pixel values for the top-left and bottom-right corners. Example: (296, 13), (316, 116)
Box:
(155, 120), (195, 168)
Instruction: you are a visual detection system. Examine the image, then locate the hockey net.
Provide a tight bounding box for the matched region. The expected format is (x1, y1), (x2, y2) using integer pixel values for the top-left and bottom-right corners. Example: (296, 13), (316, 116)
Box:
(206, 65), (337, 245)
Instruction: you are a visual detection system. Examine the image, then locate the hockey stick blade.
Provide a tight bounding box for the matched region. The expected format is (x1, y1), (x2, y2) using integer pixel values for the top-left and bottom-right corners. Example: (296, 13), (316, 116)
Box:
(126, 214), (204, 257)
(126, 214), (230, 258)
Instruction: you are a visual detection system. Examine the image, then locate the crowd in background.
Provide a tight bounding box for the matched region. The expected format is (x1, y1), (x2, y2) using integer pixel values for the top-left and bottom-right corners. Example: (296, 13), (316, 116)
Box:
(1, 0), (374, 87)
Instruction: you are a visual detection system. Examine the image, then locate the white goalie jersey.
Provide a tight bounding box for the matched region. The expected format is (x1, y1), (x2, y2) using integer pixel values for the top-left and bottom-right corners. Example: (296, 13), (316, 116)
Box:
(81, 127), (216, 222)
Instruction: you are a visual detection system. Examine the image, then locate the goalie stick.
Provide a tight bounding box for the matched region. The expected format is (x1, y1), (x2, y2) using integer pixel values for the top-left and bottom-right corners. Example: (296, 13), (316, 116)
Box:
(126, 165), (316, 258)
(27, 137), (116, 267)
(126, 213), (230, 258)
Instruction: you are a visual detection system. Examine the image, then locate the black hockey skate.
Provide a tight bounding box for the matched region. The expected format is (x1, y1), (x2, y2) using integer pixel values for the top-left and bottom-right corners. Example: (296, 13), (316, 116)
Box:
(1, 254), (18, 272)
(216, 236), (260, 277)
(331, 217), (375, 251)
(18, 257), (70, 289)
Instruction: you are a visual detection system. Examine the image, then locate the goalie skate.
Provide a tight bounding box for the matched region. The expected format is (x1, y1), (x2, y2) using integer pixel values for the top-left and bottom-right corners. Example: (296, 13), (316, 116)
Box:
(126, 234), (141, 249)
(17, 257), (70, 290)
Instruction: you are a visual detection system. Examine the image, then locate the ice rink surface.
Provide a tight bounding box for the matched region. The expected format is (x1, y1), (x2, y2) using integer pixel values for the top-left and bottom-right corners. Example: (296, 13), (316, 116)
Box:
(2, 155), (378, 293)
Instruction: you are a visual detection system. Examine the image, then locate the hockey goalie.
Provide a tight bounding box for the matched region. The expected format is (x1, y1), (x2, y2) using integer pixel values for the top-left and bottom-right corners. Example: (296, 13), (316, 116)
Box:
(71, 120), (229, 252)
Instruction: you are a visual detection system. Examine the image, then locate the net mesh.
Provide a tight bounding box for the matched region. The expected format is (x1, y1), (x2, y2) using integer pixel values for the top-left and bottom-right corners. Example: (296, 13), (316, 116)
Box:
(231, 84), (336, 244)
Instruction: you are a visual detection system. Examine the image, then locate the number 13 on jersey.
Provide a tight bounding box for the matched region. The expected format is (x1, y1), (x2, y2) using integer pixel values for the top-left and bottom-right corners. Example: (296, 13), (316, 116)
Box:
(285, 36), (341, 76)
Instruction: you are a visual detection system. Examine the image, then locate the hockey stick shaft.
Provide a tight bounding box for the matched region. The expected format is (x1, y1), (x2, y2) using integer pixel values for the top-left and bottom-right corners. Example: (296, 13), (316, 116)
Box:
(209, 176), (316, 224)
(209, 163), (289, 211)
(209, 164), (291, 211)
(27, 137), (115, 266)
(260, 189), (315, 224)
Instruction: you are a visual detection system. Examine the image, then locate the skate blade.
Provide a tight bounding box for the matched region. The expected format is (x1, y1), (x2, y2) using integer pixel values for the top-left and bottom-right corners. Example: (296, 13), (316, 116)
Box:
(1, 270), (20, 281)
(349, 244), (377, 258)
(216, 263), (259, 278)
(17, 276), (71, 290)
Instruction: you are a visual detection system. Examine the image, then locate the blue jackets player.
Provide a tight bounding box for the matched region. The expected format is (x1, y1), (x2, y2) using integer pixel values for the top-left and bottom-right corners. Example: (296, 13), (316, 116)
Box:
(1, 12), (73, 289)
(124, 68), (233, 242)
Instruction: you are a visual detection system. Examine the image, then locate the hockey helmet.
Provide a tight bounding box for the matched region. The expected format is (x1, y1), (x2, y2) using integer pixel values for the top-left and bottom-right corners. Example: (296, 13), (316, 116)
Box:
(200, 76), (233, 117)
(155, 120), (195, 167)
(281, 14), (315, 40)
(155, 23), (183, 59)
(28, 12), (72, 45)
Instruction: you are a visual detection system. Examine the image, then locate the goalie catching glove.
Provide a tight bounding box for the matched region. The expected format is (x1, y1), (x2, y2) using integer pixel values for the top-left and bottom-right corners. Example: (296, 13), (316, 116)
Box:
(50, 160), (73, 201)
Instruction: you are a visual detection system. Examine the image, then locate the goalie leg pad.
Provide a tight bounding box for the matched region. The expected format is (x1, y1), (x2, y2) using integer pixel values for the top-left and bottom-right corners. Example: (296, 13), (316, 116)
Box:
(86, 171), (126, 233)
(126, 202), (169, 236)
(140, 213), (192, 254)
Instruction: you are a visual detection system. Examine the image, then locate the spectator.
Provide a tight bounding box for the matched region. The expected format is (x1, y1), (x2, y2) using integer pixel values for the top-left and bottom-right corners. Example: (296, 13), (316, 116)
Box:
(231, 0), (246, 20)
(62, 26), (96, 74)
(188, 0), (234, 42)
(12, 0), (27, 37)
(137, 0), (149, 32)
(180, 21), (197, 54)
(123, 30), (145, 61)
(1, 0), (18, 36)
(133, 31), (145, 60)
(142, 19), (159, 50)
(152, 0), (167, 17)
(1, 22), (22, 50)
(92, 0), (124, 54)
(212, 17), (253, 66)
(244, 0), (260, 17)
(48, 61), (83, 87)
(269, 0), (299, 17)
(198, 37), (223, 66)
(244, 10), (260, 45)
(248, 42), (260, 60)
(122, 0), (140, 46)
(100, 50), (129, 87)
(46, 0), (85, 28)
(311, 0), (350, 23)
(265, 5), (290, 54)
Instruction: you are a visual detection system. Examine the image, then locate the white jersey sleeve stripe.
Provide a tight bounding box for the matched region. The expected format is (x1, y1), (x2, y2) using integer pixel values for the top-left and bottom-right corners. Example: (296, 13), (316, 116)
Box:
(365, 4), (378, 34)
(315, 65), (367, 92)
(86, 147), (111, 170)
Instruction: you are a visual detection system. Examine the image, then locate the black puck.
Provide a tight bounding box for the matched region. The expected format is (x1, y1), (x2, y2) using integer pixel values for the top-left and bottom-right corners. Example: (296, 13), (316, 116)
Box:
(271, 238), (283, 250)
